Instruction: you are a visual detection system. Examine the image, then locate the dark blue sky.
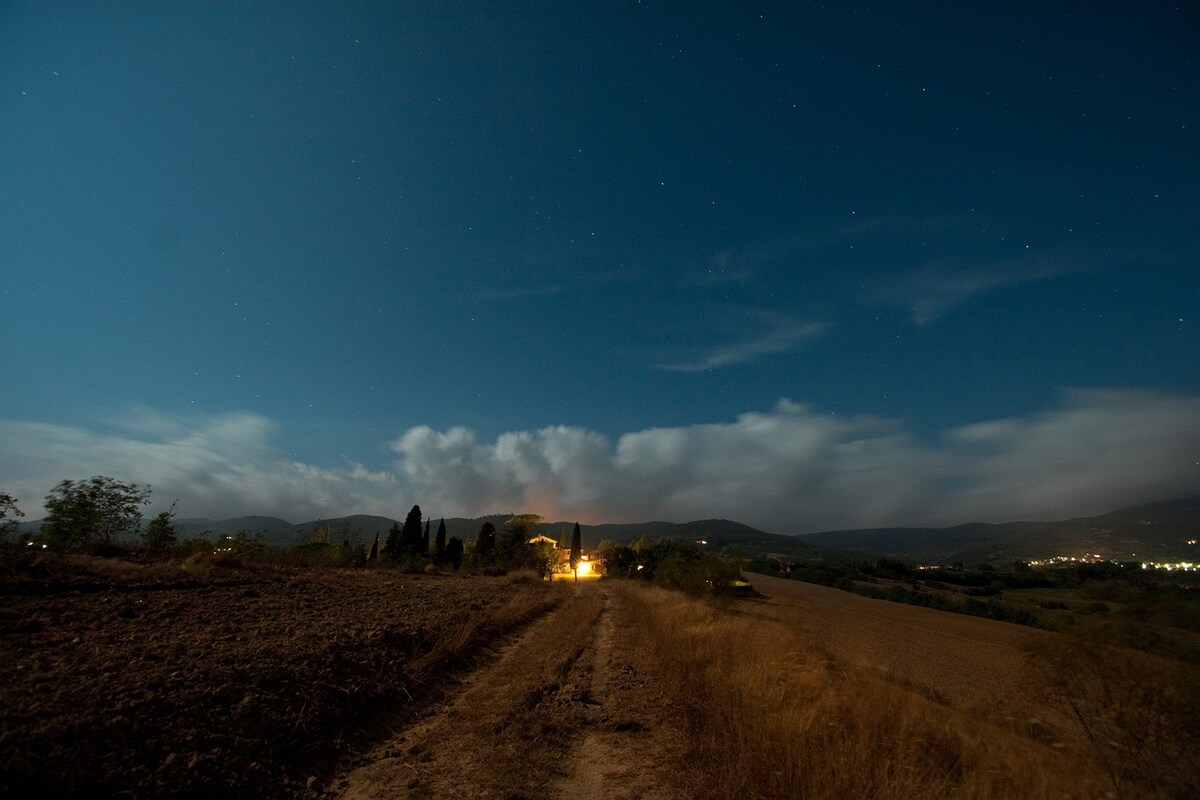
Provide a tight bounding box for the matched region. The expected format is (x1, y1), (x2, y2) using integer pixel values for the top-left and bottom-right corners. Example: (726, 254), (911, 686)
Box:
(2, 2), (1197, 531)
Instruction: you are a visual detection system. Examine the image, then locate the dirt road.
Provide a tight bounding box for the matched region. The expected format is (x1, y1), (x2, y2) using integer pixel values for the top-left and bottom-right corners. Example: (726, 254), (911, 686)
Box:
(331, 584), (683, 800)
(742, 573), (1052, 713)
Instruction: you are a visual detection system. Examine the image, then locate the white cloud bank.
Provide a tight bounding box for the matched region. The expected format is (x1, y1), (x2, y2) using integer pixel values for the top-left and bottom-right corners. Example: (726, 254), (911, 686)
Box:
(2, 390), (1198, 532)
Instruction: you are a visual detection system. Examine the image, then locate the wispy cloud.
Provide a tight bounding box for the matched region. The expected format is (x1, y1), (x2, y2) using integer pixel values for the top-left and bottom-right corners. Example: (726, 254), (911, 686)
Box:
(657, 314), (830, 372)
(865, 252), (1087, 325)
(3, 390), (1197, 532)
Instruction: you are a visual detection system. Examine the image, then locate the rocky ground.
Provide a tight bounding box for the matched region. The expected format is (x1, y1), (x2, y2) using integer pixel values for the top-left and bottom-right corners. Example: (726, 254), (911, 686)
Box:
(0, 552), (559, 799)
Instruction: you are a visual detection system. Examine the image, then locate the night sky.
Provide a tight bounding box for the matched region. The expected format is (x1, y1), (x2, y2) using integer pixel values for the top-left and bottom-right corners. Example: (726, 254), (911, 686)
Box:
(2, 2), (1197, 533)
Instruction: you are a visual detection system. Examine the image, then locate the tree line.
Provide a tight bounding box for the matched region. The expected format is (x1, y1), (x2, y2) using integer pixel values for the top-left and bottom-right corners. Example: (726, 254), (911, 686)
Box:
(0, 477), (584, 580)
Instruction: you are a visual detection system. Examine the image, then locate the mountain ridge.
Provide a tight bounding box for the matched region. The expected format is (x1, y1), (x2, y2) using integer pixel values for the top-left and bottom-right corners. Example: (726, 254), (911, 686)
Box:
(796, 496), (1200, 563)
(14, 496), (1198, 563)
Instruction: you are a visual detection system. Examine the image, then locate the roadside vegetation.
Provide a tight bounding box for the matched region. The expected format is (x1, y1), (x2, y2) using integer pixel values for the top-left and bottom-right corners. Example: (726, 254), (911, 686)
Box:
(621, 582), (1109, 800)
(742, 557), (1200, 798)
(601, 537), (745, 597)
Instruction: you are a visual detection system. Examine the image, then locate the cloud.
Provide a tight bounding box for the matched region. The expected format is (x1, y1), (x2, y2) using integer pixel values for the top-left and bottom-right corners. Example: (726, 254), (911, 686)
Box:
(385, 391), (1200, 532)
(2, 390), (1198, 532)
(865, 253), (1086, 325)
(657, 314), (830, 372)
(940, 389), (1200, 522)
(0, 412), (405, 522)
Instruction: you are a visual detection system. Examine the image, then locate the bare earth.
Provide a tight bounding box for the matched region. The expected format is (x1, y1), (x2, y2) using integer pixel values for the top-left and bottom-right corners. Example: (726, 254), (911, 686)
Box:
(3, 554), (1082, 799)
(0, 556), (558, 799)
(331, 575), (1074, 799)
(331, 584), (684, 800)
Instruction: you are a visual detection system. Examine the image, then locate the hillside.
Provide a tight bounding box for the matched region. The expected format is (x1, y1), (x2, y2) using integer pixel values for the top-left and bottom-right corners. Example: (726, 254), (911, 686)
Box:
(174, 516), (295, 542)
(796, 496), (1200, 564)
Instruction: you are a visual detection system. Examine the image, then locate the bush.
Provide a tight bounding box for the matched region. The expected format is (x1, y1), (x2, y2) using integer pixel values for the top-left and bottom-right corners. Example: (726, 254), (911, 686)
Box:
(1029, 637), (1200, 798)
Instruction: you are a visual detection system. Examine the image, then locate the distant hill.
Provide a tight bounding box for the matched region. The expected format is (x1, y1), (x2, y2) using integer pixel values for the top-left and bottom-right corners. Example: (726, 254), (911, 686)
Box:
(287, 515), (404, 547)
(174, 516), (296, 544)
(301, 514), (842, 562)
(796, 496), (1200, 564)
(17, 498), (1194, 565)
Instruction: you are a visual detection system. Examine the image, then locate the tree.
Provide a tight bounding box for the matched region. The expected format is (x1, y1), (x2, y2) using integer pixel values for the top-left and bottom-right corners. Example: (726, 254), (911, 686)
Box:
(422, 519), (431, 554)
(435, 518), (447, 562)
(476, 522), (496, 564)
(399, 505), (424, 557)
(0, 491), (24, 542)
(142, 500), (178, 552)
(385, 522), (402, 561)
(530, 540), (560, 581)
(368, 531), (380, 561)
(42, 476), (151, 550)
(446, 536), (464, 570)
(502, 514), (543, 569)
(570, 522), (582, 582)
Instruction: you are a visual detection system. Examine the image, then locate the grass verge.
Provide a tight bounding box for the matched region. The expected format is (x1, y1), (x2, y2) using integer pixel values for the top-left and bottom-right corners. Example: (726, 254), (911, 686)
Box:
(621, 583), (1109, 800)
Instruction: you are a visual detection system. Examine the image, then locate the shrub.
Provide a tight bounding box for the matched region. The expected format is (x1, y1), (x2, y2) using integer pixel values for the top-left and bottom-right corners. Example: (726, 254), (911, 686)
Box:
(1029, 636), (1200, 798)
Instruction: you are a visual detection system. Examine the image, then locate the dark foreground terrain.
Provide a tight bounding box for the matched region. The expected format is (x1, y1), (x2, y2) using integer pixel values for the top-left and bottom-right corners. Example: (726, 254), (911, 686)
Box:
(4, 552), (1194, 799)
(0, 553), (558, 799)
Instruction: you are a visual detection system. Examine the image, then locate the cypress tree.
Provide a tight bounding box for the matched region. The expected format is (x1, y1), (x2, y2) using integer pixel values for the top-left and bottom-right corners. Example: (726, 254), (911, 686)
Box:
(385, 522), (402, 561)
(435, 518), (447, 561)
(400, 505), (423, 556)
(570, 522), (582, 581)
(422, 519), (430, 554)
(368, 531), (380, 561)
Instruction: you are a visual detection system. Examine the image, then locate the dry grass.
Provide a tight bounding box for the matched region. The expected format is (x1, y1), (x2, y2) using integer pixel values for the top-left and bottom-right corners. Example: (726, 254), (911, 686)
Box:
(622, 583), (1109, 800)
(1028, 635), (1200, 799)
(406, 572), (564, 677)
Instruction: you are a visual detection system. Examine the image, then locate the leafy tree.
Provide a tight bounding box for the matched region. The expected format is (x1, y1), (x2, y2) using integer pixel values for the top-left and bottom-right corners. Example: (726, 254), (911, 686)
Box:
(502, 514), (543, 569)
(422, 519), (431, 554)
(142, 500), (178, 552)
(435, 518), (447, 562)
(475, 522), (496, 564)
(41, 476), (151, 549)
(531, 540), (560, 580)
(0, 491), (24, 542)
(596, 539), (617, 572)
(445, 536), (464, 570)
(570, 522), (582, 580)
